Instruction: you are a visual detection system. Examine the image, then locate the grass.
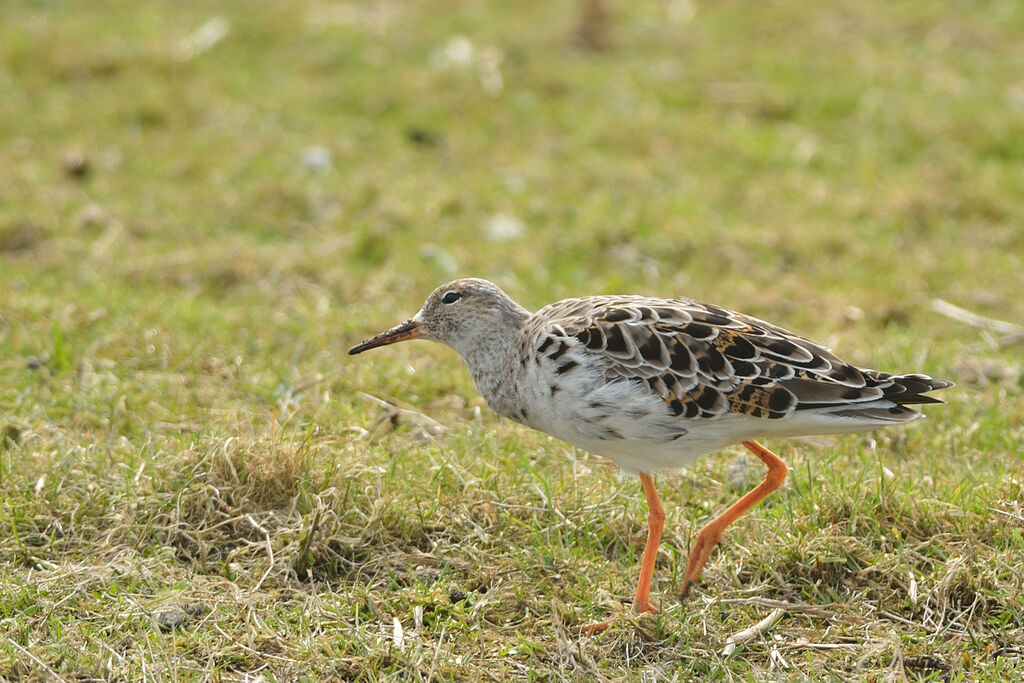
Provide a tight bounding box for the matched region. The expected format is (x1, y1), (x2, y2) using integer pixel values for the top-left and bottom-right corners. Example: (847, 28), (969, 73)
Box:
(1, 0), (1023, 679)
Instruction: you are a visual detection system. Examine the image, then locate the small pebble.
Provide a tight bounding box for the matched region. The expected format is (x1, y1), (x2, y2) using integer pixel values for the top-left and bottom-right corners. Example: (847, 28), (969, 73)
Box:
(485, 213), (524, 242)
(74, 204), (108, 232)
(302, 146), (332, 174)
(62, 151), (91, 179)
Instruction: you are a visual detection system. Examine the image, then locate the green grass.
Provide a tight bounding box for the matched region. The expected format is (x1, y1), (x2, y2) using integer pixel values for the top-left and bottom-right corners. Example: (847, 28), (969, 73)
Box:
(2, 0), (1023, 679)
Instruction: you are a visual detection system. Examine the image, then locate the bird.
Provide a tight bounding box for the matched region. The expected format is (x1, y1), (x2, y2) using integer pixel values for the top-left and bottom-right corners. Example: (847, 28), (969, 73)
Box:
(349, 278), (952, 631)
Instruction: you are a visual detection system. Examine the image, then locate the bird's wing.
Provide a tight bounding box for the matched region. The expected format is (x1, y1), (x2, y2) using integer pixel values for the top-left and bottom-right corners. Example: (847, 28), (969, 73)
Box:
(529, 296), (951, 422)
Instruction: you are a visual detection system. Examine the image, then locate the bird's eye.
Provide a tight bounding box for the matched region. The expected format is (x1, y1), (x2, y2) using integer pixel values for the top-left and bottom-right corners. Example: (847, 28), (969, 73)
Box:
(441, 291), (462, 305)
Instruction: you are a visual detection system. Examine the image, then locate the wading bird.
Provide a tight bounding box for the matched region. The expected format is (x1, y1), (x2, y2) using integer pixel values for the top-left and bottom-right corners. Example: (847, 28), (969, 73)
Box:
(350, 278), (951, 631)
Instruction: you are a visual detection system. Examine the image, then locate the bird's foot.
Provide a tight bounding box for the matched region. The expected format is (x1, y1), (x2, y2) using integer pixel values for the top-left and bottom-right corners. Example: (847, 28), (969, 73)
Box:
(573, 618), (614, 635)
(572, 600), (658, 635)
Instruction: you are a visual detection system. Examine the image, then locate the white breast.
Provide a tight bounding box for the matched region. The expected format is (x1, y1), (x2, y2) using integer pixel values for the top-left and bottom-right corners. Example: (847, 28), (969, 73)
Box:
(508, 345), (764, 473)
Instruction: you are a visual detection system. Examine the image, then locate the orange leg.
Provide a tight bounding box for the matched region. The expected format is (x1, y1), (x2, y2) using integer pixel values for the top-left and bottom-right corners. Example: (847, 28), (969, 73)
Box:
(633, 472), (666, 612)
(681, 440), (787, 594)
(577, 471), (665, 634)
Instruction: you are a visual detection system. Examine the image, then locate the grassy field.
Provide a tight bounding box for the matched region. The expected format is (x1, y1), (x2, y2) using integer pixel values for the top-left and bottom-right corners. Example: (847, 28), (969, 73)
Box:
(2, 0), (1023, 679)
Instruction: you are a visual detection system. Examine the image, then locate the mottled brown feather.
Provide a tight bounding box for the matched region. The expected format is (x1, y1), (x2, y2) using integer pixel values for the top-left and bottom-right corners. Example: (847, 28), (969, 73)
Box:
(530, 296), (950, 423)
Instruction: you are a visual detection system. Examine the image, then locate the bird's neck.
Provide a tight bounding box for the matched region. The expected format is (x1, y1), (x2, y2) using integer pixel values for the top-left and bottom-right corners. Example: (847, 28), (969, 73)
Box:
(452, 308), (530, 415)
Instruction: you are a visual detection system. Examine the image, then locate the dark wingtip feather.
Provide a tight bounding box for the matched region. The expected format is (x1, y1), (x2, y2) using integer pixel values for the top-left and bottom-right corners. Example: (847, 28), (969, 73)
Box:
(884, 374), (953, 406)
(892, 394), (945, 405)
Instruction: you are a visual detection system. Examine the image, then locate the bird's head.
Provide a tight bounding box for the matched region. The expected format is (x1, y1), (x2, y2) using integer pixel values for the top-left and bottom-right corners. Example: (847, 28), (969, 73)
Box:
(348, 278), (529, 357)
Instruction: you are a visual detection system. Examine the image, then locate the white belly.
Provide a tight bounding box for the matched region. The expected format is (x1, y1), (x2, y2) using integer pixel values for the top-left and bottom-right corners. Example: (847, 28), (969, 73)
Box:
(509, 355), (762, 473)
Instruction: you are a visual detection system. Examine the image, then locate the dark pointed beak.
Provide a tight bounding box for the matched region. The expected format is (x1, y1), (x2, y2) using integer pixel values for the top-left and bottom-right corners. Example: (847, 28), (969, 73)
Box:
(349, 319), (423, 355)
